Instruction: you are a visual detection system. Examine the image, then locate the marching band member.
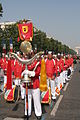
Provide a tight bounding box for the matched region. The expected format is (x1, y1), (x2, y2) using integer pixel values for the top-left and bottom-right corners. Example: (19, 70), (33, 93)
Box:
(60, 53), (65, 88)
(21, 57), (42, 119)
(0, 53), (6, 72)
(14, 52), (22, 86)
(54, 55), (60, 96)
(56, 53), (62, 92)
(67, 55), (73, 79)
(62, 55), (66, 84)
(45, 51), (56, 100)
(70, 55), (74, 74)
(0, 53), (5, 82)
(4, 55), (8, 90)
(65, 55), (70, 81)
(0, 53), (8, 91)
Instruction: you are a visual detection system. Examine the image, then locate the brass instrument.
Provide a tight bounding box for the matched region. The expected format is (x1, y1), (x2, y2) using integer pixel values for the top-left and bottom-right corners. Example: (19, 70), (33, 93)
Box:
(10, 51), (43, 83)
(20, 41), (32, 54)
(11, 51), (44, 65)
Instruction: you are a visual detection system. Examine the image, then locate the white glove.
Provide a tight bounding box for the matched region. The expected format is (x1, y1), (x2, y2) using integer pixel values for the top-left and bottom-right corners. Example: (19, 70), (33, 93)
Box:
(21, 70), (29, 77)
(28, 71), (35, 77)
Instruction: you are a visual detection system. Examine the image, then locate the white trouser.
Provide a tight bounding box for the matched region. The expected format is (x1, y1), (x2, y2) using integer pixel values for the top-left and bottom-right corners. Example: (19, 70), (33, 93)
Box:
(57, 76), (60, 91)
(0, 69), (4, 81)
(25, 88), (42, 116)
(47, 79), (56, 100)
(0, 75), (7, 91)
(4, 75), (7, 86)
(20, 84), (25, 99)
(14, 79), (21, 86)
(63, 71), (66, 83)
(60, 72), (64, 87)
(39, 76), (40, 81)
(55, 77), (58, 88)
(71, 66), (74, 72)
(65, 70), (68, 81)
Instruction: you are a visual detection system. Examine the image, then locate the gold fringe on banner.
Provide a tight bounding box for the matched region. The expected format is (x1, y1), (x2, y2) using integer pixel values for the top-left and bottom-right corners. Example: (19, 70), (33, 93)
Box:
(40, 58), (47, 91)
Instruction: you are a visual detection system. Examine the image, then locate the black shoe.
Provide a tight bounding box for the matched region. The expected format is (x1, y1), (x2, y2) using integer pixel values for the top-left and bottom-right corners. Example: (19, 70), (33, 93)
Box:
(36, 116), (42, 120)
(24, 115), (31, 119)
(53, 99), (56, 102)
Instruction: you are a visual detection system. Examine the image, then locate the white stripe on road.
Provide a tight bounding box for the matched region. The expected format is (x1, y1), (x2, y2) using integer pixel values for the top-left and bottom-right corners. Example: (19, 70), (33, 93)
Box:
(4, 117), (23, 120)
(63, 82), (69, 91)
(51, 95), (63, 116)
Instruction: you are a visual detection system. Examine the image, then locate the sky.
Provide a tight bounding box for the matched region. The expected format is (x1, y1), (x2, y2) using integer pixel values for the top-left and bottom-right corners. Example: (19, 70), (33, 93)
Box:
(0, 0), (80, 50)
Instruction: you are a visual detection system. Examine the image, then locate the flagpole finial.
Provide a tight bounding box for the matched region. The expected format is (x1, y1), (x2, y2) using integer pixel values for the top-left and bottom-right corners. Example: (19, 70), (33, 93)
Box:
(22, 19), (31, 23)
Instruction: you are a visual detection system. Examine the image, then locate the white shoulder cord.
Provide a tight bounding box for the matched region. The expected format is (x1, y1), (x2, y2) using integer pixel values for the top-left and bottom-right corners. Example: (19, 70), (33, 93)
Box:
(52, 59), (55, 66)
(33, 61), (40, 71)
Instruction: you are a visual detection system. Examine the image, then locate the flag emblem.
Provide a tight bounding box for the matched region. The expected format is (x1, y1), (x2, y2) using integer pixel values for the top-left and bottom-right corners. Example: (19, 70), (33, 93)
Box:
(22, 26), (28, 33)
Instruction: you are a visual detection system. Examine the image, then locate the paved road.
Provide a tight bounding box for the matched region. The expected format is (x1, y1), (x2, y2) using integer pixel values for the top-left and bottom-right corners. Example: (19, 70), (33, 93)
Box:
(0, 63), (80, 120)
(53, 63), (80, 120)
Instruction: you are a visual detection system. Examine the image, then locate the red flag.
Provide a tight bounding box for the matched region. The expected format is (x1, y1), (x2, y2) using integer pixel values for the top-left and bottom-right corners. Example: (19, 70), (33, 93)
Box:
(18, 22), (33, 41)
(7, 59), (12, 90)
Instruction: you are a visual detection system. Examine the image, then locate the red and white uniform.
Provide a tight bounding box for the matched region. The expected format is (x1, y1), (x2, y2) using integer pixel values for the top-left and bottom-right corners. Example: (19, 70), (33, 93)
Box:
(45, 58), (56, 100)
(59, 58), (65, 87)
(46, 59), (55, 79)
(22, 59), (42, 116)
(28, 60), (40, 89)
(0, 57), (7, 71)
(0, 57), (8, 91)
(55, 58), (62, 91)
(14, 60), (22, 78)
(14, 60), (22, 85)
(71, 57), (74, 72)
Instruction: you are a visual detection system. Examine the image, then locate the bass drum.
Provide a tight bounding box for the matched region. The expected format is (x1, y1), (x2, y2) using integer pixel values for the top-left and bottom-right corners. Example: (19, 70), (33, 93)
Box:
(4, 85), (19, 102)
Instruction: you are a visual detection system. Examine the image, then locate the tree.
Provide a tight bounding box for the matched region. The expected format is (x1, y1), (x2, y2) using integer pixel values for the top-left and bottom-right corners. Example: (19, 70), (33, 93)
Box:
(0, 3), (3, 17)
(0, 19), (76, 55)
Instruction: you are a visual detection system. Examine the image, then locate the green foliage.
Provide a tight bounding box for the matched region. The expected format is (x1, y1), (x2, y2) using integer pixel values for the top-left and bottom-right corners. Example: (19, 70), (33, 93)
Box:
(0, 23), (20, 53)
(0, 21), (76, 55)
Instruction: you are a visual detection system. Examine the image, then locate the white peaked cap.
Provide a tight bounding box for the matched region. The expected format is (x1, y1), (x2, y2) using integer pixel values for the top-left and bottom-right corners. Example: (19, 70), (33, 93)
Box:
(5, 55), (8, 58)
(58, 53), (60, 56)
(48, 51), (52, 54)
(61, 53), (63, 56)
(35, 48), (37, 50)
(53, 54), (57, 57)
(17, 51), (20, 55)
